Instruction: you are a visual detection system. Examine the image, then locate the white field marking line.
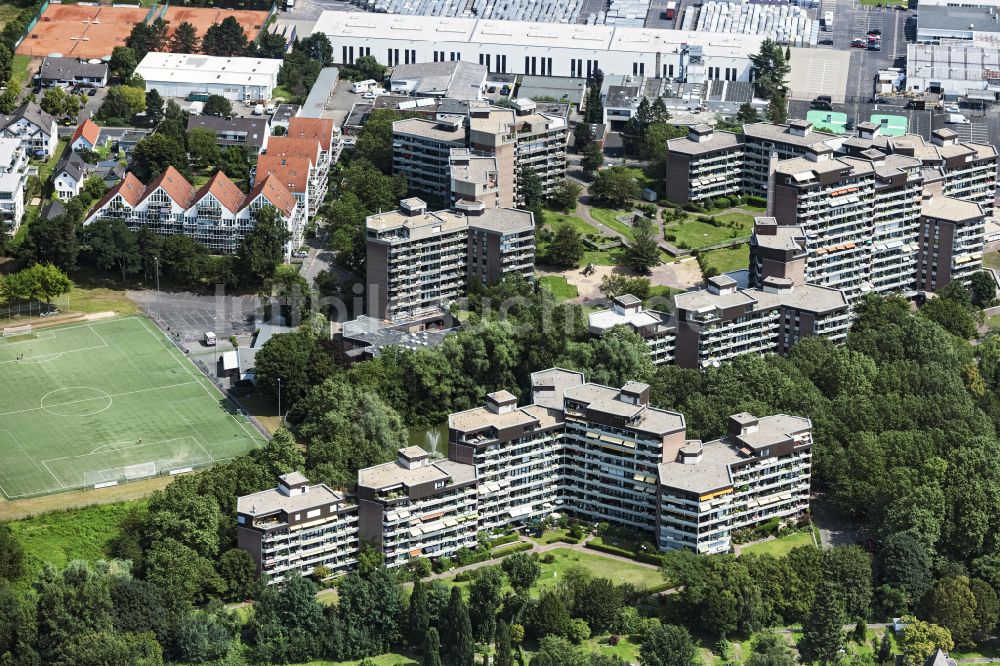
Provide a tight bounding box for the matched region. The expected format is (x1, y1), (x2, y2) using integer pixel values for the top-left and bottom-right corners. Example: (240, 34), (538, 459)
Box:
(40, 460), (66, 488)
(43, 436), (199, 464)
(0, 318), (131, 365)
(0, 329), (56, 345)
(168, 402), (215, 463)
(0, 380), (200, 418)
(135, 317), (265, 443)
(0, 428), (66, 491)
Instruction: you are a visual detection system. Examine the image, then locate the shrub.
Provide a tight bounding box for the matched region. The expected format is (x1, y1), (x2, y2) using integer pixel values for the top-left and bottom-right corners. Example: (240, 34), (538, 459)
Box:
(541, 553), (556, 564)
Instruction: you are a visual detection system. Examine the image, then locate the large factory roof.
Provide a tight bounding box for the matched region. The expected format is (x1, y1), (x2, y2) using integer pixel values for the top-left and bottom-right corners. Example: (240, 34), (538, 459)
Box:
(314, 11), (764, 56)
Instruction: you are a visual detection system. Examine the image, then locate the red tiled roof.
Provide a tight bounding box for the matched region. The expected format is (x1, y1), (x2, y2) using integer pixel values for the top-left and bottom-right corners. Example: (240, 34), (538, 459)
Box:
(139, 166), (195, 209)
(192, 170), (245, 214)
(244, 174), (297, 216)
(71, 118), (101, 147)
(265, 136), (321, 164)
(88, 172), (146, 217)
(287, 117), (336, 152)
(256, 154), (311, 195)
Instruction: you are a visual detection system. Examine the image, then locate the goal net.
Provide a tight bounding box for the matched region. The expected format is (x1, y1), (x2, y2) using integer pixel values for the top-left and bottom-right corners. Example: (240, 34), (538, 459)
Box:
(3, 324), (31, 337)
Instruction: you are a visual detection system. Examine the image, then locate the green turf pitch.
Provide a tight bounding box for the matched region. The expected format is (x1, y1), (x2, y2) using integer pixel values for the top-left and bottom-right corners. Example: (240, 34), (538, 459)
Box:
(0, 316), (266, 499)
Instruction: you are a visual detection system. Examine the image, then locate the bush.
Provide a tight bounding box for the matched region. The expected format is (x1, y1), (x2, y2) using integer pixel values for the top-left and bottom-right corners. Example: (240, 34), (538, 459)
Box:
(541, 553), (556, 564)
(745, 195), (767, 208)
(489, 533), (521, 548)
(713, 196), (732, 208)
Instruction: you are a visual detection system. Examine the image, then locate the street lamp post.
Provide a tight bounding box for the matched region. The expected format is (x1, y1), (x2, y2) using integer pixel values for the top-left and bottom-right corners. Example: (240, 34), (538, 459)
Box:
(277, 377), (282, 425)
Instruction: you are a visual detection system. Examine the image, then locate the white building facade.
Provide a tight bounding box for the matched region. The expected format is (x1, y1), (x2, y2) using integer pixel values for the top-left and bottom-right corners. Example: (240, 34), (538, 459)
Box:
(135, 52), (281, 102)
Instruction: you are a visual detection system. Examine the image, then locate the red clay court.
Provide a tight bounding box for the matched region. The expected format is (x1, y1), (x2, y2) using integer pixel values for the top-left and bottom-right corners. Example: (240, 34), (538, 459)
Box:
(17, 4), (150, 59)
(161, 7), (268, 44)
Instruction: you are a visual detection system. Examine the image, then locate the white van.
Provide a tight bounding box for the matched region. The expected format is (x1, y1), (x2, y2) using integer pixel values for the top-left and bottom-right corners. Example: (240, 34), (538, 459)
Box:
(204, 332), (217, 346)
(946, 113), (970, 124)
(253, 103), (264, 116)
(265, 103), (276, 114)
(352, 79), (377, 94)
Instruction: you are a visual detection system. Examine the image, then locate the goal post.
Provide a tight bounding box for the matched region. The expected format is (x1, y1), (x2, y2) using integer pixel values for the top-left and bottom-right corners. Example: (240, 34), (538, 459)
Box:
(3, 324), (32, 337)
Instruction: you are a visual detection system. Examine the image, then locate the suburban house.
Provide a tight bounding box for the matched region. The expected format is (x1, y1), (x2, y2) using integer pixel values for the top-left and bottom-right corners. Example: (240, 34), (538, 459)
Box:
(53, 152), (124, 200)
(70, 119), (105, 153)
(38, 56), (109, 88)
(0, 103), (58, 158)
(186, 115), (271, 154)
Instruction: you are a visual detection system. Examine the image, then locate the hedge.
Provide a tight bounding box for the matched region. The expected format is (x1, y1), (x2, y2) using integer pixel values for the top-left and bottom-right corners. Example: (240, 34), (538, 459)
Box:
(489, 533), (521, 548)
(586, 541), (665, 566)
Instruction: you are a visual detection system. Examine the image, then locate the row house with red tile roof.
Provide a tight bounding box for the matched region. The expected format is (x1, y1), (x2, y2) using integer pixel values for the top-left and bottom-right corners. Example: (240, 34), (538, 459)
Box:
(83, 167), (304, 255)
(252, 118), (337, 222)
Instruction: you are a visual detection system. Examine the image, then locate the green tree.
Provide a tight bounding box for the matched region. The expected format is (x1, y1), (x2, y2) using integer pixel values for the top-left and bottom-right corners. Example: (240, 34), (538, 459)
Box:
(144, 88), (164, 127)
(253, 330), (335, 410)
(469, 566), (506, 642)
(291, 376), (407, 489)
(750, 39), (790, 100)
(172, 608), (234, 663)
(546, 224), (585, 268)
(877, 532), (934, 603)
(18, 212), (81, 270)
(970, 578), (999, 642)
(255, 31), (289, 59)
(336, 558), (403, 657)
(202, 17), (248, 57)
(218, 548), (257, 601)
(110, 46), (138, 81)
(85, 218), (141, 284)
(423, 627), (443, 666)
(920, 292), (978, 338)
(409, 582), (431, 647)
(519, 165), (545, 217)
(549, 180), (582, 213)
(0, 43), (11, 84)
(59, 630), (164, 666)
(342, 54), (386, 81)
(877, 632), (893, 664)
(298, 33), (335, 66)
(746, 631), (796, 666)
(501, 553), (541, 595)
(797, 583), (846, 665)
(126, 19), (167, 61)
(923, 577), (978, 649)
(627, 217), (661, 273)
(352, 108), (402, 174)
(581, 142), (604, 176)
(0, 582), (39, 663)
(640, 622), (699, 666)
(825, 546), (874, 621)
(495, 620), (513, 666)
(23, 263), (72, 307)
(160, 234), (208, 286)
(238, 205), (291, 283)
(898, 617), (954, 666)
(737, 103), (759, 124)
(0, 87), (18, 114)
(203, 94), (233, 118)
(969, 271), (996, 306)
(170, 21), (199, 54)
(249, 572), (325, 663)
(528, 591), (571, 639)
(592, 166), (641, 208)
(41, 87), (70, 116)
(767, 93), (788, 124)
(187, 127), (221, 169)
(33, 560), (121, 663)
(599, 273), (651, 300)
(278, 50), (323, 98)
(0, 525), (24, 581)
(442, 587), (475, 666)
(130, 133), (187, 181)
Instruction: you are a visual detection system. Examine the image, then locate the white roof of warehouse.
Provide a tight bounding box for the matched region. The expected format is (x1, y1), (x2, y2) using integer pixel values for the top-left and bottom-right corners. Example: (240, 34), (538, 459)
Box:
(135, 52), (281, 86)
(315, 12), (764, 57)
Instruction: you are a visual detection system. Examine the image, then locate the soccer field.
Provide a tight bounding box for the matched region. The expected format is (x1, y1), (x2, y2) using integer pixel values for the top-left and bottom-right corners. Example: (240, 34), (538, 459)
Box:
(0, 316), (266, 499)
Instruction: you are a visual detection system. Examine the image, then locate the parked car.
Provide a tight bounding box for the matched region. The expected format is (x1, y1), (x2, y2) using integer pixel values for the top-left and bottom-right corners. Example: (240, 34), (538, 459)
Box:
(867, 28), (882, 36)
(867, 43), (881, 51)
(87, 88), (97, 96)
(500, 84), (511, 95)
(292, 250), (308, 258)
(944, 104), (960, 113)
(852, 38), (867, 48)
(487, 85), (496, 93)
(341, 136), (357, 147)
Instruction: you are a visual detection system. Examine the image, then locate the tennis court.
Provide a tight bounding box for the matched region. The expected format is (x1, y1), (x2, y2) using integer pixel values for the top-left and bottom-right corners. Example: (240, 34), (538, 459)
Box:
(161, 7), (268, 43)
(870, 114), (908, 137)
(17, 4), (149, 58)
(0, 316), (266, 499)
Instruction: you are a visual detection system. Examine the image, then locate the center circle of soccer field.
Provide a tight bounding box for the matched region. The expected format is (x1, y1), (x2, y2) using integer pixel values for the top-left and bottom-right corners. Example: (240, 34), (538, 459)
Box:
(40, 387), (113, 417)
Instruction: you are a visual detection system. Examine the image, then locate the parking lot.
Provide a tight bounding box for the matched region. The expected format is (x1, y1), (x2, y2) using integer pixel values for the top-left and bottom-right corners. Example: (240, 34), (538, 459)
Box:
(128, 290), (262, 347)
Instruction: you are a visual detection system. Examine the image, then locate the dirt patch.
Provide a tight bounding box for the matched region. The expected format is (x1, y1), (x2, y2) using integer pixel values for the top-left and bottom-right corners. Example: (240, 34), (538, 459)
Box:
(0, 475), (175, 521)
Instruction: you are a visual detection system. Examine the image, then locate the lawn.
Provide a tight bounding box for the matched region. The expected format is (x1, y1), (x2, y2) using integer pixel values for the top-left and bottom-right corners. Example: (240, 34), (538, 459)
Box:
(590, 208), (636, 239)
(538, 275), (579, 301)
(62, 268), (142, 315)
(584, 635), (641, 663)
(533, 548), (664, 593)
(6, 500), (142, 581)
(294, 653), (419, 666)
(581, 248), (625, 267)
(10, 54), (30, 89)
(700, 245), (750, 275)
(32, 138), (69, 183)
(667, 219), (749, 250)
(543, 209), (598, 236)
(740, 530), (817, 557)
(0, 316), (266, 499)
(983, 250), (1000, 272)
(532, 528), (571, 544)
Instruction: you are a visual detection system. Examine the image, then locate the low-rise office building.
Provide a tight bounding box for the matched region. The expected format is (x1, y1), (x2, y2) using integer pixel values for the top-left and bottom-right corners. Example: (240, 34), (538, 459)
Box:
(237, 472), (359, 583)
(357, 446), (478, 567)
(588, 294), (675, 365)
(38, 56), (108, 88)
(187, 115), (271, 154)
(657, 412), (812, 554)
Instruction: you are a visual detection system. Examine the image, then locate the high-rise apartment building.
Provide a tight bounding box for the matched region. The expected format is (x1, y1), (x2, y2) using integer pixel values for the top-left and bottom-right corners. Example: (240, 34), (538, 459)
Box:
(0, 138), (28, 235)
(357, 446), (478, 567)
(366, 198), (535, 322)
(236, 472), (359, 583)
(916, 196), (987, 291)
(657, 412), (812, 554)
(238, 371), (813, 581)
(664, 125), (744, 204)
(392, 99), (568, 205)
(449, 148), (510, 209)
(587, 295), (676, 365)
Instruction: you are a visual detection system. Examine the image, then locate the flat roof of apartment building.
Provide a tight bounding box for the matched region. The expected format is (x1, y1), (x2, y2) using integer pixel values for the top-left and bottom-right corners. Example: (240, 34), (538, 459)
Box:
(657, 439), (741, 494)
(922, 196), (985, 222)
(563, 383), (685, 435)
(732, 413), (812, 451)
(674, 287), (756, 313)
(588, 304), (672, 333)
(393, 117), (467, 143)
(237, 480), (349, 517)
(751, 220), (806, 252)
(774, 154), (875, 180)
(749, 282), (848, 314)
(742, 121), (841, 148)
(357, 457), (476, 491)
(467, 208), (534, 234)
(449, 404), (539, 434)
(366, 207), (468, 238)
(531, 367), (586, 410)
(666, 129), (742, 156)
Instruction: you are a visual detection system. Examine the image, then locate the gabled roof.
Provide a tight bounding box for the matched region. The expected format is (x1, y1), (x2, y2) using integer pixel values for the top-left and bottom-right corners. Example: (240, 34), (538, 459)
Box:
(1, 103), (56, 135)
(56, 151), (88, 181)
(89, 172), (146, 215)
(264, 136), (321, 164)
(244, 175), (297, 216)
(193, 170), (246, 214)
(286, 117), (336, 151)
(256, 154), (311, 195)
(71, 119), (101, 147)
(139, 166), (195, 209)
